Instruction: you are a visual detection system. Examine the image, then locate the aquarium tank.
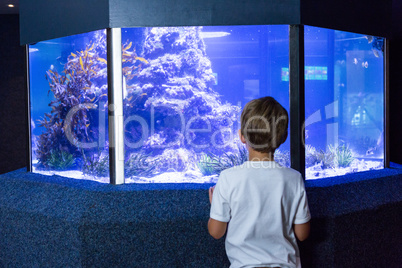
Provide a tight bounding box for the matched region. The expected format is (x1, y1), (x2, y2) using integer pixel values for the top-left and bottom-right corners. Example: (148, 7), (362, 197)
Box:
(29, 30), (110, 183)
(28, 25), (385, 183)
(28, 25), (291, 183)
(304, 26), (384, 179)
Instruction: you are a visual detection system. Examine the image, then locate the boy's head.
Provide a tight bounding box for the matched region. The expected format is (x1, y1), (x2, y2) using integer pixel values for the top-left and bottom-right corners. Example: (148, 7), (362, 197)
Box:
(240, 96), (288, 154)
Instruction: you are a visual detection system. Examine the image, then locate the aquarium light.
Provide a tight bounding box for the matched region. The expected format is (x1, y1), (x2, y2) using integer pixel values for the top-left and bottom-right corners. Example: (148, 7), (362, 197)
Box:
(8, 4), (14, 8)
(200, 32), (230, 39)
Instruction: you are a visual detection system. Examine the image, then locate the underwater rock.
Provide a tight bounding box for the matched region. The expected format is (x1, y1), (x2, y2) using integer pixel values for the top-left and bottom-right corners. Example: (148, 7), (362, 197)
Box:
(125, 26), (241, 171)
(311, 163), (323, 171)
(352, 159), (368, 170)
(150, 148), (197, 172)
(274, 150), (290, 167)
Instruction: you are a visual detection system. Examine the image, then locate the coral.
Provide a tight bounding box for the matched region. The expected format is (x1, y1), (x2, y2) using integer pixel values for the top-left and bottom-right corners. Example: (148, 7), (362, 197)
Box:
(329, 144), (354, 168)
(150, 148), (197, 173)
(124, 27), (241, 168)
(274, 149), (290, 167)
(125, 153), (155, 178)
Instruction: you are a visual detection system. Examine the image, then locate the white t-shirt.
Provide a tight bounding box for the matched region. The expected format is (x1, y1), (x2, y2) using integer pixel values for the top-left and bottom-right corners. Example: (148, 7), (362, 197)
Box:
(210, 161), (311, 268)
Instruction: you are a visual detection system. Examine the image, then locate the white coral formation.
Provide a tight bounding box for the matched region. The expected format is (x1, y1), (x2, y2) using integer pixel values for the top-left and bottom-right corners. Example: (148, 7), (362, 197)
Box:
(124, 27), (240, 174)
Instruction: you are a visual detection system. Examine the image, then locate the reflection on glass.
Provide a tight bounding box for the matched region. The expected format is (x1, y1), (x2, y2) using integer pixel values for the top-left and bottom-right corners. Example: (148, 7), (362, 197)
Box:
(304, 26), (384, 179)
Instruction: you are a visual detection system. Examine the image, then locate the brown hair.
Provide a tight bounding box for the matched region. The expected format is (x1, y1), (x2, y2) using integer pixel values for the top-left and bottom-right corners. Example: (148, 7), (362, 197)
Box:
(240, 96), (288, 153)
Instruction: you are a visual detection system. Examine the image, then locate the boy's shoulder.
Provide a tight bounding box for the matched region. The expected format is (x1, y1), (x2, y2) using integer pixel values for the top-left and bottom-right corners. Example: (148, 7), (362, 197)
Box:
(221, 162), (302, 178)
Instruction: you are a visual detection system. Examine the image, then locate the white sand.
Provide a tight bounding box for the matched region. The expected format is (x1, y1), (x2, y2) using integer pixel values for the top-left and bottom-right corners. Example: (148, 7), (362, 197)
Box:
(306, 159), (383, 180)
(32, 159), (383, 183)
(32, 164), (218, 184)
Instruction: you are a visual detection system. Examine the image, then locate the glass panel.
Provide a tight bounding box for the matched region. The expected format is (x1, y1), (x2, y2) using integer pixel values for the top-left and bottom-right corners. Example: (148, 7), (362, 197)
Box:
(304, 26), (384, 179)
(121, 25), (290, 183)
(29, 30), (109, 182)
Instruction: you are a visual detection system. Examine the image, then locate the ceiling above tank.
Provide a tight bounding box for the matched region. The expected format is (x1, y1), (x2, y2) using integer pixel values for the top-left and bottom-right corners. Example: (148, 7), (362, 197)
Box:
(19, 0), (392, 45)
(0, 0), (19, 14)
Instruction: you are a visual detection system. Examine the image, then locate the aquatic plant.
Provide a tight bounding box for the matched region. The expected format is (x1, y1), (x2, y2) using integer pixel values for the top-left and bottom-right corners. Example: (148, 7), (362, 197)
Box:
(197, 145), (248, 176)
(305, 144), (331, 168)
(197, 154), (219, 176)
(36, 32), (109, 168)
(316, 149), (335, 169)
(305, 144), (354, 169)
(36, 120), (65, 169)
(82, 150), (109, 177)
(274, 149), (290, 167)
(125, 153), (155, 178)
(122, 40), (148, 81)
(36, 31), (148, 171)
(306, 145), (335, 169)
(329, 144), (354, 168)
(45, 149), (75, 170)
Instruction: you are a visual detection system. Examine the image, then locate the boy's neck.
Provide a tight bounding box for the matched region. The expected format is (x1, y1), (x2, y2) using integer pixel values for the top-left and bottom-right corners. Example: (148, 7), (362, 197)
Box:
(247, 148), (275, 162)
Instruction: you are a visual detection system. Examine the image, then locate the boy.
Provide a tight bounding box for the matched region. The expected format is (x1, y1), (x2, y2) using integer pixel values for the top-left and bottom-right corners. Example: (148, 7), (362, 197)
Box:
(208, 96), (310, 268)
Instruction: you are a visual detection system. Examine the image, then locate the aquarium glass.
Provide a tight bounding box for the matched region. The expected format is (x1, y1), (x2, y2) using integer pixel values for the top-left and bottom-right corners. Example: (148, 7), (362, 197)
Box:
(29, 30), (110, 183)
(304, 26), (384, 179)
(121, 25), (290, 183)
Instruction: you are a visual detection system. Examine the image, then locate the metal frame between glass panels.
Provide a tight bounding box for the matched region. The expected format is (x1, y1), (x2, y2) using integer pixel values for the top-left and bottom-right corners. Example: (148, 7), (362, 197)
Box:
(384, 39), (390, 168)
(25, 45), (32, 172)
(107, 28), (125, 185)
(289, 25), (306, 178)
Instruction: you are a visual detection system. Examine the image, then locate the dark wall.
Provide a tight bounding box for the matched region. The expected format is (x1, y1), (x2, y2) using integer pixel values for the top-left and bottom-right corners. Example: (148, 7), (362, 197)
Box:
(302, 0), (393, 38)
(0, 15), (26, 174)
(389, 0), (402, 164)
(19, 0), (109, 45)
(20, 0), (300, 45)
(109, 0), (300, 28)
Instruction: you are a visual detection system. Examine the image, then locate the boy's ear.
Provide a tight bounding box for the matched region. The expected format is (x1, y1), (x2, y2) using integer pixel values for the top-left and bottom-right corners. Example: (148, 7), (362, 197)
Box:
(238, 129), (246, 144)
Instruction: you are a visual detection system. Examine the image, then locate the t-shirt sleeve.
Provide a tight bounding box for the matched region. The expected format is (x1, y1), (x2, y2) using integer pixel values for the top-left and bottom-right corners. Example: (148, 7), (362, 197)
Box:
(294, 177), (311, 225)
(210, 173), (231, 222)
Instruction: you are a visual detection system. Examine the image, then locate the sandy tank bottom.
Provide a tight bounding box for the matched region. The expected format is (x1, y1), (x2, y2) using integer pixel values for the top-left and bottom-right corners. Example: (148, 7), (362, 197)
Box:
(33, 158), (383, 183)
(306, 158), (383, 179)
(32, 160), (219, 184)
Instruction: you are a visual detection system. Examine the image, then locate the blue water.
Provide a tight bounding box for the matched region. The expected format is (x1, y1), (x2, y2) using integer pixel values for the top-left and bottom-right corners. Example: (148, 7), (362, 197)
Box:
(28, 25), (384, 183)
(29, 30), (110, 181)
(304, 26), (384, 179)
